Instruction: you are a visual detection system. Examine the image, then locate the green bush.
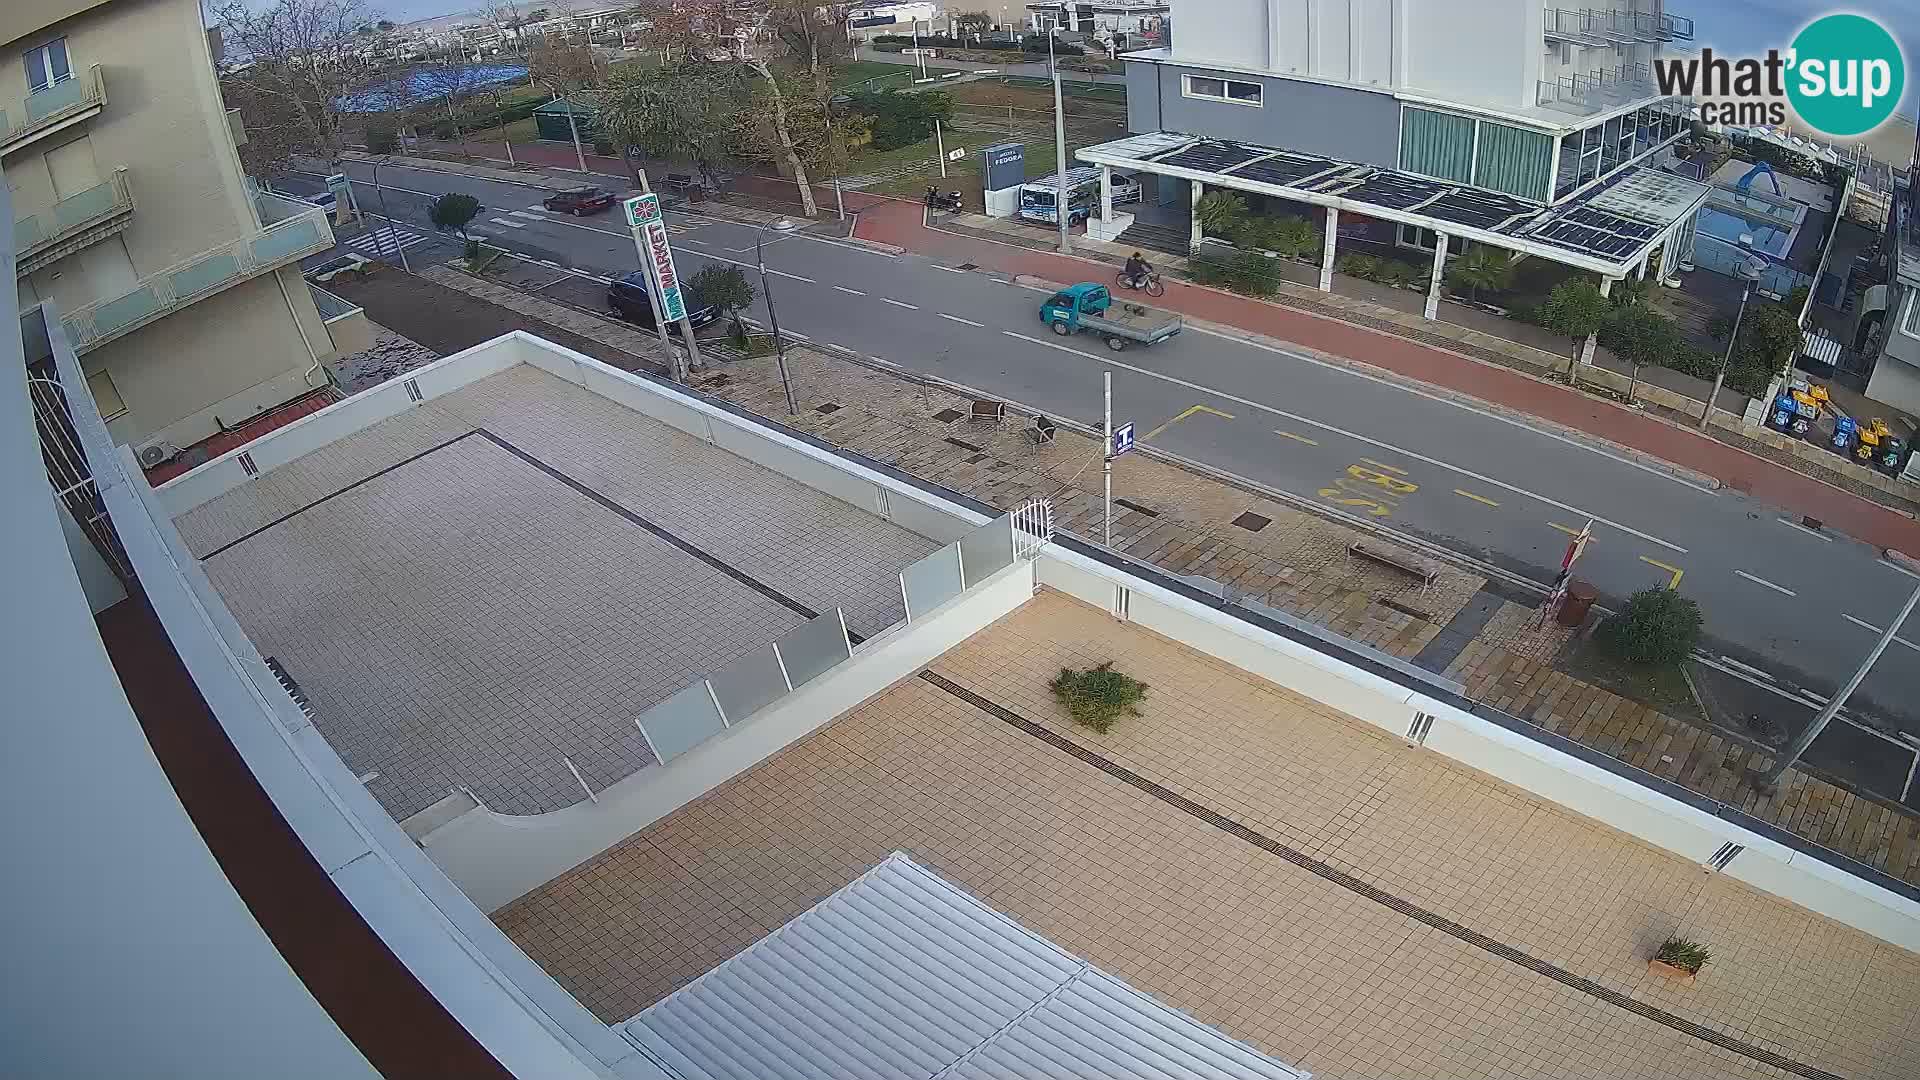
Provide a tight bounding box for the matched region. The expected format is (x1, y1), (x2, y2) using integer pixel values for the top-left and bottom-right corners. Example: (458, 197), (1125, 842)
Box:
(365, 119), (397, 154)
(1374, 259), (1423, 288)
(1226, 215), (1319, 259)
(872, 41), (907, 52)
(1335, 253), (1381, 280)
(1049, 661), (1148, 734)
(1598, 588), (1702, 666)
(1654, 937), (1711, 974)
(849, 88), (953, 151)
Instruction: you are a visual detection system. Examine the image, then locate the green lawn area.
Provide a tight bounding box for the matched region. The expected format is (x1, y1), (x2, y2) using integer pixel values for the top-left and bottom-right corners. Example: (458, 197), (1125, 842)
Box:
(465, 115), (540, 145)
(834, 60), (921, 89)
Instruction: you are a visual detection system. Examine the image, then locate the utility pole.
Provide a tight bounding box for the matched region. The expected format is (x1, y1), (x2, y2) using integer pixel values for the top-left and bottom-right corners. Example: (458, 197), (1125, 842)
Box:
(1755, 578), (1920, 791)
(935, 119), (947, 178)
(560, 94), (589, 174)
(1050, 29), (1070, 254)
(1103, 369), (1113, 547)
(371, 161), (409, 273)
(1701, 257), (1764, 431)
(758, 220), (798, 414)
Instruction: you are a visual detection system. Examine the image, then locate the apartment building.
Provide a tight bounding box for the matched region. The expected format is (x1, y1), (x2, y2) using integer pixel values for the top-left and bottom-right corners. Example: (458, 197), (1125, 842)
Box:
(6, 0), (340, 464)
(1075, 0), (1711, 323)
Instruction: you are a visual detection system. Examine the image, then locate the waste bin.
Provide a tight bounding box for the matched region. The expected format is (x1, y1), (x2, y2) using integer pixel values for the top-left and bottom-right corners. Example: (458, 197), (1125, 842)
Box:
(1557, 580), (1598, 627)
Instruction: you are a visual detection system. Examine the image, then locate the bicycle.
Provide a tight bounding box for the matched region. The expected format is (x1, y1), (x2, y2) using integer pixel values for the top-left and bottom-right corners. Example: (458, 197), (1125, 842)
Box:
(1115, 268), (1165, 297)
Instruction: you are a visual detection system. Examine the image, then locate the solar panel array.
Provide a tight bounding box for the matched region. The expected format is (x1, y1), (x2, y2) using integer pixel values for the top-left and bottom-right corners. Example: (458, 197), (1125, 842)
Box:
(1234, 154), (1342, 189)
(1154, 141), (1270, 173)
(1338, 171), (1448, 210)
(1423, 188), (1541, 231)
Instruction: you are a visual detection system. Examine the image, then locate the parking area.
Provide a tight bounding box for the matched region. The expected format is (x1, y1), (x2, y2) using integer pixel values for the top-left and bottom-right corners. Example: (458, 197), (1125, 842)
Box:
(179, 364), (940, 819)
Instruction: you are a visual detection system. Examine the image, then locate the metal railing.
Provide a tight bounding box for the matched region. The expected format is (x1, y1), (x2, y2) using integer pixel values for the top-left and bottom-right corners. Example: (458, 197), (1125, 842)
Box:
(61, 201), (334, 353)
(1536, 62), (1665, 114)
(1543, 9), (1693, 46)
(309, 283), (361, 320)
(14, 170), (135, 275)
(255, 189), (319, 228)
(0, 65), (106, 155)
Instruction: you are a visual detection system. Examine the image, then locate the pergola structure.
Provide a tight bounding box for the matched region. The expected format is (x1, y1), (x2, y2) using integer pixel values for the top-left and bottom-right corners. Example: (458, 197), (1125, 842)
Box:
(1077, 132), (1711, 352)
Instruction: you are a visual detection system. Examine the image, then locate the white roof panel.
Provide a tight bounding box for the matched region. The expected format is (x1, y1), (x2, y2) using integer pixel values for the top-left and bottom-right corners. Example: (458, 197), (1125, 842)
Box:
(624, 853), (1309, 1080)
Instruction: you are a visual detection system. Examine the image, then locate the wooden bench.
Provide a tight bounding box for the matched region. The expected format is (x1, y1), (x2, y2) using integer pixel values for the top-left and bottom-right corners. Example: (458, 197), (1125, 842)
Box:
(1348, 540), (1437, 589)
(968, 399), (1007, 427)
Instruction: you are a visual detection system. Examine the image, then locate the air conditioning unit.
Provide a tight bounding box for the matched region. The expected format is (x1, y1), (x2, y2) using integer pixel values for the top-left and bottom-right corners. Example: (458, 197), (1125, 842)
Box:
(137, 441), (181, 468)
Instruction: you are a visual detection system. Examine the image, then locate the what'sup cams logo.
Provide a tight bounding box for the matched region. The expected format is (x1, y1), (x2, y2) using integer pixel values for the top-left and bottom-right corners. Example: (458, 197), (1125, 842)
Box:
(1653, 12), (1906, 138)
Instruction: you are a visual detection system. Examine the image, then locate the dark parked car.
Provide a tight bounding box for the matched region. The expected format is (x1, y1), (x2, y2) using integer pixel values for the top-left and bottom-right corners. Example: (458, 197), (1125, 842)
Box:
(606, 272), (719, 329)
(543, 185), (615, 215)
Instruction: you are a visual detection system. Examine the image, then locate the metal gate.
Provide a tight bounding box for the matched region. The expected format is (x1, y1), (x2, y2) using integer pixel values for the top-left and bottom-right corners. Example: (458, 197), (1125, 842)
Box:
(27, 365), (132, 584)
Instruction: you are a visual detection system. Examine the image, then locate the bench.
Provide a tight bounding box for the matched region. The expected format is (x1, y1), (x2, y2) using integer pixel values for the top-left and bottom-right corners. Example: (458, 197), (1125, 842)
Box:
(967, 399), (1007, 428)
(1028, 415), (1057, 447)
(1348, 540), (1437, 589)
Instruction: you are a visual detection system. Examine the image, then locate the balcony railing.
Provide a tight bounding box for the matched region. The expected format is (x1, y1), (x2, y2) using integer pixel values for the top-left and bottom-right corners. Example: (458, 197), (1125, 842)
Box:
(1544, 9), (1693, 47)
(60, 202), (335, 353)
(1536, 62), (1668, 115)
(255, 189), (321, 228)
(15, 170), (136, 277)
(0, 65), (107, 158)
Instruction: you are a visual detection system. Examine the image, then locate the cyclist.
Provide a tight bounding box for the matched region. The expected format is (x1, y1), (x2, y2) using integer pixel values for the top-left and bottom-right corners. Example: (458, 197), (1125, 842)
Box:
(1123, 252), (1152, 290)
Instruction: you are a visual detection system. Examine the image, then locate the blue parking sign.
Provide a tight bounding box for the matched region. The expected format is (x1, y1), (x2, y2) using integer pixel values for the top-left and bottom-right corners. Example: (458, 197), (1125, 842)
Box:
(1110, 422), (1136, 458)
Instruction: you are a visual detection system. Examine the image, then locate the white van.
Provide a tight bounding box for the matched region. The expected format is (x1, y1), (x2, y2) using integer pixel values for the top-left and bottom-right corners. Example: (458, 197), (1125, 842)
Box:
(1018, 167), (1103, 225)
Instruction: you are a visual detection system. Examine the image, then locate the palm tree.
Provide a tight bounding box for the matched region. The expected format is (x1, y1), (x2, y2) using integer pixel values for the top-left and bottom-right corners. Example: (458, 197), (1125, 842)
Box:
(1445, 245), (1516, 305)
(1535, 278), (1611, 385)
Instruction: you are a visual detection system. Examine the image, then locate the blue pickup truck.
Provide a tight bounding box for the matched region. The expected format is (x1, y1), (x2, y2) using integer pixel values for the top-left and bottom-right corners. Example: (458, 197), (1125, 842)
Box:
(1038, 283), (1183, 351)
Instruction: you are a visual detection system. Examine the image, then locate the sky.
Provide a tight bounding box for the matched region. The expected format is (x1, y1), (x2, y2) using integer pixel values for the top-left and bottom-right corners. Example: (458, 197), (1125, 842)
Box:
(1685, 0), (1920, 115)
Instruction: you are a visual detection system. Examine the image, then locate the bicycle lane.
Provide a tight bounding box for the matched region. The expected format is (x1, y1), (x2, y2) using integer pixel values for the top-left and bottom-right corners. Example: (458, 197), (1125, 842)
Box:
(855, 198), (1920, 558)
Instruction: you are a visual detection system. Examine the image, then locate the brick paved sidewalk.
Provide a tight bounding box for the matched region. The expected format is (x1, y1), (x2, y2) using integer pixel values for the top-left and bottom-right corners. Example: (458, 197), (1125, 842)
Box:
(369, 266), (1920, 888)
(857, 199), (1920, 551)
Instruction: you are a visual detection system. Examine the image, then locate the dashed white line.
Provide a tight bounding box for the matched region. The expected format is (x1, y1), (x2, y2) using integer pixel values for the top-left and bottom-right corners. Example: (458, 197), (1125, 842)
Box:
(1777, 517), (1834, 542)
(1000, 331), (1688, 554)
(833, 285), (867, 296)
(509, 209), (543, 219)
(1840, 613), (1920, 651)
(882, 298), (919, 310)
(680, 238), (708, 247)
(939, 313), (984, 326)
(1716, 655), (1776, 682)
(1734, 570), (1797, 597)
(1882, 558), (1920, 580)
(488, 217), (525, 228)
(868, 355), (901, 367)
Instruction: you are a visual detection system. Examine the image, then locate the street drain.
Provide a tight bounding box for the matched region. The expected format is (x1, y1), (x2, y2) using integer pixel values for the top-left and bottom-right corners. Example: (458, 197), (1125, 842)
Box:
(814, 402), (842, 414)
(932, 408), (964, 423)
(1232, 511), (1271, 532)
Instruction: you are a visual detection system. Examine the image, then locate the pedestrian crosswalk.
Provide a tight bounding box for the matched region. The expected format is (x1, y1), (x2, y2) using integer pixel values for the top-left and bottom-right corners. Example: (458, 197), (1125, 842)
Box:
(342, 226), (429, 257)
(515, 203), (712, 232)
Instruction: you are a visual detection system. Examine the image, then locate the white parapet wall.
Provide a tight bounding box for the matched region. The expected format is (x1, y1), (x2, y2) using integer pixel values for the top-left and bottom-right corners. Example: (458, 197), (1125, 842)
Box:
(1036, 545), (1920, 953)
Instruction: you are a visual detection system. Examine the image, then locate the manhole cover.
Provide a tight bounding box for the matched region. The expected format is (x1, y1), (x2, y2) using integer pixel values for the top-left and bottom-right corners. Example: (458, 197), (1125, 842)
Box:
(1232, 511), (1271, 532)
(957, 263), (979, 271)
(966, 453), (990, 464)
(814, 402), (842, 414)
(944, 437), (984, 452)
(1114, 498), (1159, 517)
(932, 408), (964, 423)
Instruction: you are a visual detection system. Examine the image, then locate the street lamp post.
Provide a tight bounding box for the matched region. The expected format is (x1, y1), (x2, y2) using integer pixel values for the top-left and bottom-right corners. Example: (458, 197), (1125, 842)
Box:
(1048, 28), (1070, 255)
(371, 160), (409, 273)
(1698, 251), (1768, 432)
(758, 218), (799, 415)
(1753, 578), (1920, 792)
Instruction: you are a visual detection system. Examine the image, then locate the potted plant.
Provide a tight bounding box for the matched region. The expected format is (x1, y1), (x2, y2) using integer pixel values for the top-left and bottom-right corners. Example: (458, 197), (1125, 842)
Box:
(1648, 937), (1710, 984)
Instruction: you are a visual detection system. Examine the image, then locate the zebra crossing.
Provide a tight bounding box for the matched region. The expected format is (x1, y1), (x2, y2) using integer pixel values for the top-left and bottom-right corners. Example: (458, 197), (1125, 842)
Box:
(514, 205), (713, 233)
(341, 226), (430, 257)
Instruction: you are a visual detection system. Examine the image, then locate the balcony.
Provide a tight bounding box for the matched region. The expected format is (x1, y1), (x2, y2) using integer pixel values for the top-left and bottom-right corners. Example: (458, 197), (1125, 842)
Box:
(14, 169), (135, 277)
(0, 65), (107, 159)
(309, 282), (373, 357)
(1544, 9), (1693, 48)
(60, 199), (334, 354)
(254, 189), (319, 228)
(1536, 63), (1668, 116)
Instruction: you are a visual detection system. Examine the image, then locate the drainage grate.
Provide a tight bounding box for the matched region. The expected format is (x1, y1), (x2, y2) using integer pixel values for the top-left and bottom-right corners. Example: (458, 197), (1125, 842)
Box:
(1705, 842), (1745, 872)
(957, 262), (979, 271)
(932, 408), (964, 423)
(1378, 597), (1433, 620)
(1406, 711), (1436, 745)
(1232, 511), (1271, 532)
(945, 437), (984, 452)
(1113, 498), (1159, 517)
(966, 453), (990, 464)
(814, 402), (842, 414)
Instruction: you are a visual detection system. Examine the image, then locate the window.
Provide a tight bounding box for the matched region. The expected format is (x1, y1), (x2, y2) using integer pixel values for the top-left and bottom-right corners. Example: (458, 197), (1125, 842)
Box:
(1902, 291), (1920, 340)
(24, 38), (71, 94)
(1182, 73), (1262, 107)
(86, 369), (125, 421)
(1397, 224), (1467, 256)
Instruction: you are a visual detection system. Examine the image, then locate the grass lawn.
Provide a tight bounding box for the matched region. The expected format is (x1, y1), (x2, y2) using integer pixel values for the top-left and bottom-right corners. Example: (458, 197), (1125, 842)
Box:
(1558, 636), (1706, 726)
(465, 115), (540, 145)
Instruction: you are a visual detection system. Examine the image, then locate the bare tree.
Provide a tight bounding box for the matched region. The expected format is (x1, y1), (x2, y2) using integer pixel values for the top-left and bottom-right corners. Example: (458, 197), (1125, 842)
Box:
(211, 0), (386, 165)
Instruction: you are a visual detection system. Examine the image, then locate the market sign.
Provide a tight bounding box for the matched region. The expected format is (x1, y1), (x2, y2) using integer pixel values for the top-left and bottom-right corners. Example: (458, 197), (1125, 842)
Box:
(624, 193), (686, 322)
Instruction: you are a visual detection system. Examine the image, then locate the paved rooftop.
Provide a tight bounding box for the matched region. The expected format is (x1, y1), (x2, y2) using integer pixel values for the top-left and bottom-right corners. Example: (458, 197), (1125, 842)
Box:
(178, 365), (940, 818)
(499, 592), (1920, 1080)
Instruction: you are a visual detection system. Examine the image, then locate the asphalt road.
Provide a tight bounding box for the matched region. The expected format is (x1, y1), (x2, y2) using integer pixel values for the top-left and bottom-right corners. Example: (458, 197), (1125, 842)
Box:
(289, 161), (1920, 748)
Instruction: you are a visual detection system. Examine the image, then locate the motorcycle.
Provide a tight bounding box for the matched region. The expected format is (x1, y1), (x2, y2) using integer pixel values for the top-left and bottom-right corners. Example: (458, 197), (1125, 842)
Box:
(1115, 268), (1166, 297)
(924, 187), (964, 213)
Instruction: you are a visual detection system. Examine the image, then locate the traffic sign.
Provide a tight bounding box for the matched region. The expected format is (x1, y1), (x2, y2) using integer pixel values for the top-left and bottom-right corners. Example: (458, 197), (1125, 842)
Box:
(1110, 421), (1136, 458)
(947, 147), (967, 162)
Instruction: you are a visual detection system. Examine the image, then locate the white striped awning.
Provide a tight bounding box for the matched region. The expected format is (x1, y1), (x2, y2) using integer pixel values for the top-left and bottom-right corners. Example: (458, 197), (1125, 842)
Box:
(1801, 328), (1844, 366)
(623, 852), (1310, 1080)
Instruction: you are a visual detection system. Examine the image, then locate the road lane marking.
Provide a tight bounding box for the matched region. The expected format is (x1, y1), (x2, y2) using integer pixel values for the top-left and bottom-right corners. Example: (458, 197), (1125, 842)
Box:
(1274, 430), (1319, 445)
(868, 355), (900, 367)
(1013, 282), (1053, 293)
(1717, 656), (1776, 682)
(1840, 613), (1920, 651)
(931, 264), (967, 273)
(680, 238), (708, 247)
(1455, 489), (1500, 507)
(1000, 329), (1688, 553)
(938, 313), (985, 326)
(1881, 558), (1920, 580)
(1777, 517), (1834, 542)
(833, 285), (867, 295)
(1734, 570), (1796, 597)
(1547, 522), (1593, 540)
(1360, 457), (1407, 475)
(1186, 324), (1718, 495)
(509, 209), (543, 219)
(882, 298), (919, 309)
(488, 217), (525, 228)
(1143, 404), (1234, 441)
(1639, 556), (1684, 590)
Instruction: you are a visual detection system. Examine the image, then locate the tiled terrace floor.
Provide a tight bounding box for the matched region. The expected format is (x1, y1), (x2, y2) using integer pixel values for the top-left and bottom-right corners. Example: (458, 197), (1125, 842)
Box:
(499, 592), (1920, 1080)
(180, 365), (940, 818)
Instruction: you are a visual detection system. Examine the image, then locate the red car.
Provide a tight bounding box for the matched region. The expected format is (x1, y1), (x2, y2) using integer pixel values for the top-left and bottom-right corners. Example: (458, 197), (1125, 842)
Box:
(543, 186), (614, 215)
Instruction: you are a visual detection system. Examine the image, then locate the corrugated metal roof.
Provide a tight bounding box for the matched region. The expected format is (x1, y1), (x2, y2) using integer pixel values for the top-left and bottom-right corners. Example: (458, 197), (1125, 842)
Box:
(623, 853), (1310, 1080)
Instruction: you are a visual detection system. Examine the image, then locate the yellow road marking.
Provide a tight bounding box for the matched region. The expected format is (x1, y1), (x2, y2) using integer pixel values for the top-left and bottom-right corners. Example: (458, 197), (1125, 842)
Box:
(1454, 488), (1500, 507)
(1639, 556), (1684, 590)
(1359, 457), (1407, 475)
(1274, 429), (1319, 446)
(1144, 403), (1235, 440)
(1547, 521), (1592, 540)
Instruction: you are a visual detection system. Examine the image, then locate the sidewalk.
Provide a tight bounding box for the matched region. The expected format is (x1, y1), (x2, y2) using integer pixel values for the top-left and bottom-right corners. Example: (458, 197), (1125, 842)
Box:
(856, 199), (1920, 554)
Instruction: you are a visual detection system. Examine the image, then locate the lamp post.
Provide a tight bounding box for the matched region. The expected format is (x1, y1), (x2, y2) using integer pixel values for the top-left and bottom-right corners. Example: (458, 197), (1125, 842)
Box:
(1698, 251), (1769, 432)
(757, 218), (799, 415)
(371, 160), (409, 273)
(1048, 27), (1070, 255)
